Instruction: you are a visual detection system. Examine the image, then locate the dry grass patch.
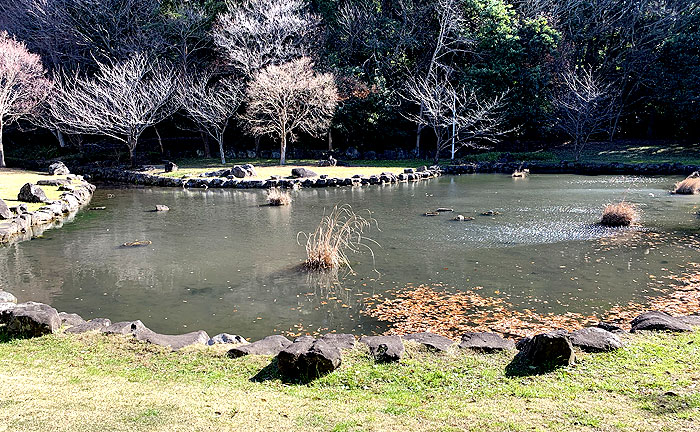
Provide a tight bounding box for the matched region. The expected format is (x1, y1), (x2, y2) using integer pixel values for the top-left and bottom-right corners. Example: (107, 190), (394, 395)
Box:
(673, 172), (700, 195)
(266, 188), (291, 206)
(600, 201), (638, 227)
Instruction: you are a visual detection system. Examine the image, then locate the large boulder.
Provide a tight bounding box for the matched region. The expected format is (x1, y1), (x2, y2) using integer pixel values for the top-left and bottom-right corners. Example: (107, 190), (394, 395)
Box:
(0, 290), (17, 304)
(103, 320), (207, 350)
(630, 311), (693, 333)
(227, 335), (292, 358)
(48, 161), (70, 175)
(513, 331), (575, 370)
(402, 332), (455, 352)
(164, 161), (178, 172)
(681, 314), (700, 326)
(291, 167), (317, 178)
(569, 327), (623, 352)
(459, 332), (516, 353)
(0, 199), (12, 220)
(208, 333), (247, 345)
(17, 183), (48, 203)
(65, 318), (111, 334)
(0, 302), (61, 338)
(232, 165), (256, 178)
(277, 337), (342, 380)
(360, 335), (404, 362)
(318, 333), (356, 350)
(37, 179), (71, 187)
(58, 312), (86, 327)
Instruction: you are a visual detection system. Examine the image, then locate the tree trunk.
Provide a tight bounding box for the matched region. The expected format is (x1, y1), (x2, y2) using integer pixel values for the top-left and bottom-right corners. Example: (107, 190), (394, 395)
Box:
(0, 121), (5, 168)
(254, 135), (261, 157)
(56, 129), (67, 148)
(154, 126), (164, 154)
(218, 136), (226, 165)
(200, 129), (211, 158)
(127, 136), (137, 167)
(280, 132), (287, 165)
(415, 103), (425, 156)
(328, 130), (333, 151)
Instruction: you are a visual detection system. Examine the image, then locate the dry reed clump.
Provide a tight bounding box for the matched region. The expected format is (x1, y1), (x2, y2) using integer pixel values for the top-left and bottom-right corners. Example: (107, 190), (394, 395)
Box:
(267, 188), (292, 206)
(299, 205), (378, 271)
(600, 202), (638, 227)
(673, 172), (700, 195)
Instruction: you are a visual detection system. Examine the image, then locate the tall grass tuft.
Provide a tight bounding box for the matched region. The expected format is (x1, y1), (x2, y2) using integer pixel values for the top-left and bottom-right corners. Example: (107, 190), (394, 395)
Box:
(600, 201), (638, 227)
(267, 188), (292, 206)
(673, 172), (700, 195)
(299, 205), (378, 271)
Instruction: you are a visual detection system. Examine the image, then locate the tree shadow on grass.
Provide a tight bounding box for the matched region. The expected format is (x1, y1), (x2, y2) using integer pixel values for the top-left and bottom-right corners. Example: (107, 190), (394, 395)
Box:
(504, 355), (565, 377)
(250, 358), (328, 385)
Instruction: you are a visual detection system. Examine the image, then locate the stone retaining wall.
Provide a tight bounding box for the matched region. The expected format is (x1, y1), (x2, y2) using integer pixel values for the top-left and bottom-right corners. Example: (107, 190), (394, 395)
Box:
(0, 179), (95, 245)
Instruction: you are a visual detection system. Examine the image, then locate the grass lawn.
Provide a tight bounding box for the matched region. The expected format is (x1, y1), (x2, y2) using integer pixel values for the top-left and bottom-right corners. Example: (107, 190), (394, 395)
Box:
(0, 331), (698, 431)
(0, 168), (79, 212)
(551, 140), (700, 165)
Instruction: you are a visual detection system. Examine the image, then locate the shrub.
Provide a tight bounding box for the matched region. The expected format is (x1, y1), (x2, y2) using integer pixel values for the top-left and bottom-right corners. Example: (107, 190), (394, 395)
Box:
(673, 172), (700, 195)
(267, 188), (291, 206)
(600, 202), (638, 227)
(299, 205), (377, 271)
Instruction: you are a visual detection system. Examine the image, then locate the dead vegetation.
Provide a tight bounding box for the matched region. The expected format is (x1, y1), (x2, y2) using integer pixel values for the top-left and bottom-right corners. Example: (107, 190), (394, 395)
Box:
(673, 172), (700, 195)
(266, 188), (292, 206)
(600, 201), (638, 227)
(299, 205), (378, 271)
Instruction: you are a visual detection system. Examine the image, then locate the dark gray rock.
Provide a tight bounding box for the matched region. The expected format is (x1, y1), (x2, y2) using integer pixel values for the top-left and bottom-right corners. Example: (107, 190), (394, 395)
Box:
(277, 338), (342, 380)
(208, 333), (247, 345)
(227, 335), (292, 358)
(630, 311), (692, 333)
(345, 147), (360, 159)
(318, 333), (356, 350)
(59, 312), (86, 327)
(17, 183), (48, 203)
(0, 199), (12, 220)
(459, 332), (515, 352)
(291, 167), (317, 178)
(103, 320), (150, 336)
(164, 161), (178, 172)
(513, 331), (575, 369)
(0, 290), (17, 304)
(680, 314), (700, 326)
(596, 322), (626, 333)
(48, 161), (70, 175)
(232, 165), (256, 178)
(569, 327), (623, 352)
(37, 179), (70, 186)
(65, 318), (112, 333)
(0, 302), (61, 338)
(402, 332), (455, 352)
(136, 329), (209, 350)
(360, 335), (404, 362)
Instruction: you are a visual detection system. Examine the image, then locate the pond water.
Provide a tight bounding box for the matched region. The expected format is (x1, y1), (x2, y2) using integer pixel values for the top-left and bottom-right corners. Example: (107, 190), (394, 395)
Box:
(1, 174), (699, 339)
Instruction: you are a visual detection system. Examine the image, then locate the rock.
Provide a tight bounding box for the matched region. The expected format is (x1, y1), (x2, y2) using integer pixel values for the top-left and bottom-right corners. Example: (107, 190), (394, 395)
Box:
(569, 327), (623, 352)
(164, 161), (178, 172)
(137, 329), (209, 350)
(104, 320), (150, 336)
(345, 147), (360, 159)
(208, 333), (247, 345)
(318, 333), (356, 350)
(65, 318), (112, 333)
(291, 167), (317, 178)
(48, 161), (70, 175)
(417, 166), (428, 172)
(402, 332), (455, 352)
(59, 312), (86, 327)
(364, 151), (377, 160)
(435, 208), (453, 212)
(459, 332), (515, 353)
(360, 335), (404, 362)
(277, 337), (342, 380)
(17, 183), (48, 203)
(317, 156), (337, 167)
(595, 322), (626, 334)
(0, 301), (61, 338)
(232, 165), (256, 178)
(630, 311), (692, 333)
(227, 335), (292, 358)
(154, 205), (169, 212)
(404, 168), (415, 174)
(681, 314), (700, 326)
(513, 331), (575, 370)
(37, 179), (70, 186)
(0, 290), (17, 304)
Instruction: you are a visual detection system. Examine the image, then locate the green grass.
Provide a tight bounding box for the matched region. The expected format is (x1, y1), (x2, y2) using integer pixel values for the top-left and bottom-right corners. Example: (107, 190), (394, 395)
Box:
(551, 140), (700, 165)
(0, 331), (698, 431)
(0, 168), (80, 212)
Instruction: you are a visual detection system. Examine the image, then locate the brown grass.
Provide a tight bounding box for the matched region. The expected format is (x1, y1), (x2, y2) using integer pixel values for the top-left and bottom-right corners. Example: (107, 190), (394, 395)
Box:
(600, 201), (638, 227)
(299, 205), (378, 271)
(267, 188), (292, 206)
(673, 173), (700, 194)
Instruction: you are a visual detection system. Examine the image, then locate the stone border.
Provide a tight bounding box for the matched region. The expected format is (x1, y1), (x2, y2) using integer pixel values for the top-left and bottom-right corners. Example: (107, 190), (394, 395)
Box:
(75, 166), (442, 189)
(0, 178), (96, 245)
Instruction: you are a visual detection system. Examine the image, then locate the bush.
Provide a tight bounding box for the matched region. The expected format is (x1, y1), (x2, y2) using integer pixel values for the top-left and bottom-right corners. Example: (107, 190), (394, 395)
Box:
(267, 188), (291, 206)
(600, 202), (638, 227)
(673, 172), (700, 195)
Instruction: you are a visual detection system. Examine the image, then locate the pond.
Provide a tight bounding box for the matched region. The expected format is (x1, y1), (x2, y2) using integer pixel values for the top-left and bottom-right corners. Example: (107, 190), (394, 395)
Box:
(1, 174), (698, 339)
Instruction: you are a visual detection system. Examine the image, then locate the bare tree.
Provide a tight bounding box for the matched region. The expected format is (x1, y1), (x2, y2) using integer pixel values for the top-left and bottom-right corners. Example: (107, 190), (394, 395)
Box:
(50, 53), (177, 166)
(552, 66), (613, 160)
(212, 0), (320, 79)
(0, 32), (51, 168)
(405, 73), (509, 163)
(179, 74), (244, 164)
(241, 57), (337, 165)
(163, 2), (213, 73)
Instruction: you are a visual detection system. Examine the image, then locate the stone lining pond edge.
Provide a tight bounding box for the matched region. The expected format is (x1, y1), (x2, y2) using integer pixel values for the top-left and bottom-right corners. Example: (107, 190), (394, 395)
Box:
(0, 179), (95, 245)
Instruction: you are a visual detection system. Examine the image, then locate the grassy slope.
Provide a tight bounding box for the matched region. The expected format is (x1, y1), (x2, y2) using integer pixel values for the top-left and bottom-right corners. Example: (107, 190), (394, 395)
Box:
(0, 331), (698, 432)
(0, 168), (78, 212)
